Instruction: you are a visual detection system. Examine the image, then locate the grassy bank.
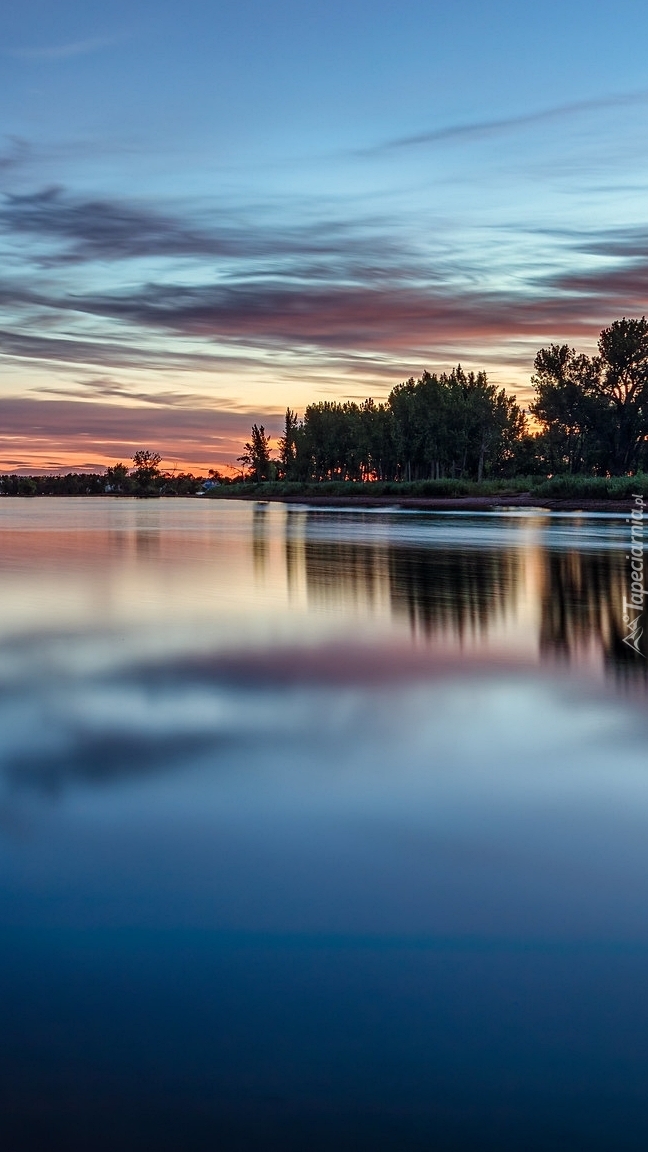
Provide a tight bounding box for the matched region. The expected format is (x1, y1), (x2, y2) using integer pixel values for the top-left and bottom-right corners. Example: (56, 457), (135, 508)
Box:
(207, 475), (648, 502)
(208, 477), (537, 499)
(533, 475), (648, 499)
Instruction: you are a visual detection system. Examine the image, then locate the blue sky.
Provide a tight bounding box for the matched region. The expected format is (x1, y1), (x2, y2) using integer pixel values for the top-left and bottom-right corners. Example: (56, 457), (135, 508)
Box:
(2, 0), (648, 470)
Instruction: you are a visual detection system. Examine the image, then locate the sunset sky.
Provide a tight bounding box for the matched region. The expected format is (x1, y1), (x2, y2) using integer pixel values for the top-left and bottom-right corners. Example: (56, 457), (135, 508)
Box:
(2, 0), (648, 472)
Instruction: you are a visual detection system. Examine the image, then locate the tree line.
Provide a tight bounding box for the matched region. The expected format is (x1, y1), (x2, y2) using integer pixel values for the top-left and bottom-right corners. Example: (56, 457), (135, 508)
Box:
(3, 317), (648, 494)
(239, 318), (648, 482)
(0, 451), (215, 497)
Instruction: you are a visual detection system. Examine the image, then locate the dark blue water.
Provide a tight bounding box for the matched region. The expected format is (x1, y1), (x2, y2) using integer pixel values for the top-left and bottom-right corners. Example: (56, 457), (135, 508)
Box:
(0, 499), (646, 1150)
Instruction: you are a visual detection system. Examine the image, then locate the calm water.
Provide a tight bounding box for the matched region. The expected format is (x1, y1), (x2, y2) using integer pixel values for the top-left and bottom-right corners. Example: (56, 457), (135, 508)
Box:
(1, 497), (647, 1150)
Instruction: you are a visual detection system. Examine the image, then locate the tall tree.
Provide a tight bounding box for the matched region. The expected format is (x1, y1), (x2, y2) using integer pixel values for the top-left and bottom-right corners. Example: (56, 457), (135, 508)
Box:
(277, 409), (300, 479)
(238, 424), (272, 481)
(595, 317), (648, 473)
(530, 345), (605, 473)
(131, 450), (162, 485)
(530, 324), (648, 475)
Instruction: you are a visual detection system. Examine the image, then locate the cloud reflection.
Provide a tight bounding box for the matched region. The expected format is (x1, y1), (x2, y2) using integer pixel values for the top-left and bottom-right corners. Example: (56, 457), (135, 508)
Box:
(0, 506), (645, 807)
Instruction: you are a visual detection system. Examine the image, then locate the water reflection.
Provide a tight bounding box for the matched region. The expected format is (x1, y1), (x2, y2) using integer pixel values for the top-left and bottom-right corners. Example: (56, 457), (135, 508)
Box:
(0, 500), (647, 1150)
(539, 549), (647, 682)
(388, 546), (519, 639)
(282, 509), (644, 679)
(303, 538), (387, 609)
(300, 532), (519, 639)
(0, 500), (643, 684)
(252, 502), (270, 577)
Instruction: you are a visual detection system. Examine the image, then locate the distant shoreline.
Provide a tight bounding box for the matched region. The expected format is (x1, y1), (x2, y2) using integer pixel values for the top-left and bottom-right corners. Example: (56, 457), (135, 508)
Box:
(207, 491), (631, 513)
(0, 491), (633, 511)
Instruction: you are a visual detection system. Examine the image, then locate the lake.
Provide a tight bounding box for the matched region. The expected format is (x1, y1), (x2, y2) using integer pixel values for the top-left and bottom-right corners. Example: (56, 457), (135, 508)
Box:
(0, 497), (647, 1150)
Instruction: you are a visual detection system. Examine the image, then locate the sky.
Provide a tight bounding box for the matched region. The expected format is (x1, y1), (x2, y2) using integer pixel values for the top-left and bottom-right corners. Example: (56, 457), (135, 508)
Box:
(2, 0), (648, 473)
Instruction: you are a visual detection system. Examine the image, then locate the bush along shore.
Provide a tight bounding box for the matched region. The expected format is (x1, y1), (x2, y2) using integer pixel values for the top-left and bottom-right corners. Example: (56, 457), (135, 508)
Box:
(0, 451), (210, 498)
(0, 471), (207, 497)
(3, 472), (647, 511)
(204, 475), (648, 511)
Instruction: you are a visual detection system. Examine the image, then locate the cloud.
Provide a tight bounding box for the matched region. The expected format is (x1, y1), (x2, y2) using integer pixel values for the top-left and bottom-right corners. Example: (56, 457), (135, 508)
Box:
(0, 327), (176, 370)
(0, 326), (269, 373)
(549, 260), (648, 310)
(569, 226), (648, 261)
(2, 185), (648, 393)
(0, 187), (397, 267)
(359, 89), (648, 156)
(0, 397), (281, 470)
(1, 187), (238, 263)
(0, 272), (629, 377)
(7, 36), (122, 61)
(47, 278), (610, 354)
(0, 137), (30, 173)
(39, 375), (242, 412)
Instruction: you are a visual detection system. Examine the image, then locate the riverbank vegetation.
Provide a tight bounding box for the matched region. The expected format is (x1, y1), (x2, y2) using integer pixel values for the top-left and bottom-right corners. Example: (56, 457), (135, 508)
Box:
(0, 450), (212, 497)
(238, 318), (648, 486)
(3, 319), (648, 501)
(206, 474), (648, 502)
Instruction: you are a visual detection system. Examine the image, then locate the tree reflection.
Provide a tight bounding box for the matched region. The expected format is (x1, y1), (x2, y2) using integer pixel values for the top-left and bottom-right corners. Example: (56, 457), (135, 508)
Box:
(539, 550), (648, 681)
(292, 516), (647, 681)
(299, 528), (519, 640)
(252, 503), (270, 578)
(389, 546), (518, 639)
(303, 539), (386, 608)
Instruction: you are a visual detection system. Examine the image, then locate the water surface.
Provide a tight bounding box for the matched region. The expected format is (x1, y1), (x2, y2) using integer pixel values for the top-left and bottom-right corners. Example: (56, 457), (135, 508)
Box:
(1, 498), (646, 1150)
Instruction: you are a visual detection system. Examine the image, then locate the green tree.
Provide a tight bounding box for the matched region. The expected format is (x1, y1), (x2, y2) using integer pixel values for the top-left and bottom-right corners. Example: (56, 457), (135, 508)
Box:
(277, 409), (300, 479)
(238, 424), (272, 481)
(595, 317), (648, 473)
(530, 345), (603, 473)
(388, 368), (524, 481)
(105, 462), (130, 492)
(530, 322), (648, 475)
(131, 450), (162, 484)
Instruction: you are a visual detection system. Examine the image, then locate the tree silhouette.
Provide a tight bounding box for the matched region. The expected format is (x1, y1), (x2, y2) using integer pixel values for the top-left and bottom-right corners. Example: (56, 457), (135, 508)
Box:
(238, 425), (272, 482)
(132, 450), (162, 484)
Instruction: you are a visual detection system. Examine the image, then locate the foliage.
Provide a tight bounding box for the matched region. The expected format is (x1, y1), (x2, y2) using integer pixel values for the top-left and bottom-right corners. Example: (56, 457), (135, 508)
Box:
(105, 463), (130, 492)
(207, 477), (543, 499)
(0, 472), (107, 496)
(247, 367), (525, 484)
(238, 424), (273, 481)
(131, 450), (162, 492)
(277, 409), (299, 478)
(0, 450), (208, 497)
(533, 473), (648, 499)
(531, 319), (648, 475)
(241, 319), (648, 486)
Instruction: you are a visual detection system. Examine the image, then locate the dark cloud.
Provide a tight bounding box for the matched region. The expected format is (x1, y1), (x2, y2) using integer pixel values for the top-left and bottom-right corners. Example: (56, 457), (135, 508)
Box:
(1, 187), (241, 263)
(549, 261), (648, 311)
(0, 277), (629, 372)
(48, 278), (610, 352)
(0, 326), (272, 373)
(40, 376), (241, 411)
(0, 327), (156, 368)
(0, 186), (398, 267)
(2, 184), (647, 384)
(526, 226), (648, 310)
(571, 226), (648, 261)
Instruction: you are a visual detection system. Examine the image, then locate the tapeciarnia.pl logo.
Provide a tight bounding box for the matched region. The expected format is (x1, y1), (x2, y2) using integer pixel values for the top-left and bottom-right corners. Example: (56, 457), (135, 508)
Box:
(622, 494), (646, 656)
